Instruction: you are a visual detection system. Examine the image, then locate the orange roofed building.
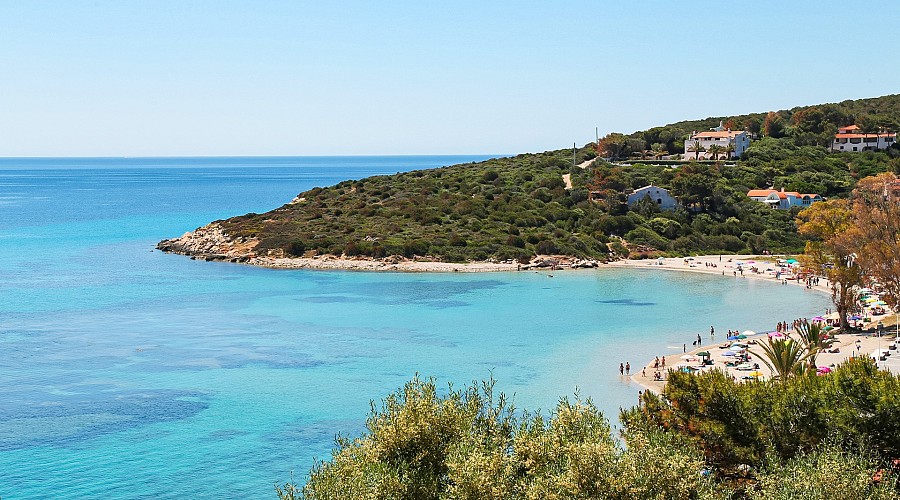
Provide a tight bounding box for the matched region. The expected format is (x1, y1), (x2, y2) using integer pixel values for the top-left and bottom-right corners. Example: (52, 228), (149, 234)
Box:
(832, 125), (896, 152)
(683, 122), (751, 160)
(747, 188), (822, 210)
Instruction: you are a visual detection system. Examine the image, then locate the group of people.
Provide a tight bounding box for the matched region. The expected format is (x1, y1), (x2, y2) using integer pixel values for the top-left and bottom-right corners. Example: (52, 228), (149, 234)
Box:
(619, 362), (631, 375)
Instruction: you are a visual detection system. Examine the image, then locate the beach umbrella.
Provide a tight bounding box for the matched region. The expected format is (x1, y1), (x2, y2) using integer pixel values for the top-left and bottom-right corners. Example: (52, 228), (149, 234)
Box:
(817, 366), (832, 373)
(812, 316), (825, 322)
(722, 351), (737, 357)
(730, 346), (746, 352)
(748, 371), (764, 377)
(850, 315), (862, 320)
(727, 335), (741, 340)
(875, 301), (887, 306)
(785, 259), (798, 264)
(768, 332), (785, 338)
(741, 330), (755, 337)
(696, 351), (711, 357)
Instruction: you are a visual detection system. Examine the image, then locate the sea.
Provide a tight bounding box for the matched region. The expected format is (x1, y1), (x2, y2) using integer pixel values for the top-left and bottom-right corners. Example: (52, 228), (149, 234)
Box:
(0, 156), (831, 498)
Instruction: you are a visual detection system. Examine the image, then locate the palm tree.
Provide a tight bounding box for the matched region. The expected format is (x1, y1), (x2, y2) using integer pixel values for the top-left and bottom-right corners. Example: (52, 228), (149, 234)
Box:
(751, 338), (810, 380)
(707, 144), (724, 161)
(796, 321), (825, 368)
(724, 142), (736, 159)
(687, 141), (706, 160)
(650, 142), (667, 160)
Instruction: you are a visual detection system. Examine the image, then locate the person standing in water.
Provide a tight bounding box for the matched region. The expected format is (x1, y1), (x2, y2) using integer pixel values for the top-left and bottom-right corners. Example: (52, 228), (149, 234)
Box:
(619, 363), (624, 375)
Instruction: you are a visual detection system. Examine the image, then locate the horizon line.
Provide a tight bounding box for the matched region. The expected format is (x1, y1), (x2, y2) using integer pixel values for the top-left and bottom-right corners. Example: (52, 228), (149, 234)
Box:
(0, 153), (511, 160)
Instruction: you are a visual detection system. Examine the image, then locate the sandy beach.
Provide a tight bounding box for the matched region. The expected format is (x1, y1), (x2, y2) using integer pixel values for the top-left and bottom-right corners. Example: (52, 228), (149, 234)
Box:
(611, 255), (900, 393)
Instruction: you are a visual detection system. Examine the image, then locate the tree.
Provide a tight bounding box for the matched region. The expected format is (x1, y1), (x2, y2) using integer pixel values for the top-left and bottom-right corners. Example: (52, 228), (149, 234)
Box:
(763, 111), (786, 138)
(849, 172), (900, 311)
(724, 142), (735, 159)
(650, 142), (668, 160)
(796, 320), (825, 368)
(796, 199), (864, 332)
(707, 144), (724, 161)
(598, 133), (642, 160)
(687, 140), (706, 160)
(671, 162), (721, 212)
(751, 337), (810, 379)
(858, 115), (880, 151)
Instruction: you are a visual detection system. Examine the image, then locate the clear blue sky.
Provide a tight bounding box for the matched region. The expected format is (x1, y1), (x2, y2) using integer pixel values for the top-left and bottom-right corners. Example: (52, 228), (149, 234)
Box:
(1, 1), (897, 156)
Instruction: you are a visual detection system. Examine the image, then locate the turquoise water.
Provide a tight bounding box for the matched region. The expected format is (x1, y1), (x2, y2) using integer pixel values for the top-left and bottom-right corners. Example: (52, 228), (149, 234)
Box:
(0, 157), (831, 498)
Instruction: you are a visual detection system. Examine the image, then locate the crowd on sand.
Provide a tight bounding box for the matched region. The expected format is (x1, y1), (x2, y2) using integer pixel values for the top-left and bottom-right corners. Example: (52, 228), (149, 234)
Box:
(608, 254), (900, 394)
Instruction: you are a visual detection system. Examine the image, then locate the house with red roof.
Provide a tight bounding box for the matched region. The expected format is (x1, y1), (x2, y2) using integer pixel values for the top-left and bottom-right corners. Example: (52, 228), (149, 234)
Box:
(832, 125), (896, 152)
(683, 122), (751, 160)
(747, 188), (822, 210)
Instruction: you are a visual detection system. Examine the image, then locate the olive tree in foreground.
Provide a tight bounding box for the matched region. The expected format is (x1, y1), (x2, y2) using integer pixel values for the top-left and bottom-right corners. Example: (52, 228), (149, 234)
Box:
(287, 376), (724, 500)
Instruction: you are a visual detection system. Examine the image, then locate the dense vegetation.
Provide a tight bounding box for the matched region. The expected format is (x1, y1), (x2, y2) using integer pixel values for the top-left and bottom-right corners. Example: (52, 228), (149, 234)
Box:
(628, 93), (900, 155)
(279, 359), (900, 499)
(211, 94), (900, 262)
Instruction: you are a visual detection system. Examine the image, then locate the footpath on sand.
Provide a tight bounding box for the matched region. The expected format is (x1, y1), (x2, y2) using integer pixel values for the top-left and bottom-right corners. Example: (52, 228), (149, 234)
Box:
(606, 255), (900, 393)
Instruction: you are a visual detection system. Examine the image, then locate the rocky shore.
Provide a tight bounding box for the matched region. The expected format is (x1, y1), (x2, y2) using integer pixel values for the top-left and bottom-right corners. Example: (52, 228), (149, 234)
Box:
(156, 223), (601, 272)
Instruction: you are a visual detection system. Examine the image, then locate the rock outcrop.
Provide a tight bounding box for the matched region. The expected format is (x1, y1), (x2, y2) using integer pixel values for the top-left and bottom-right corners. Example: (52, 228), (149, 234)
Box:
(156, 223), (259, 262)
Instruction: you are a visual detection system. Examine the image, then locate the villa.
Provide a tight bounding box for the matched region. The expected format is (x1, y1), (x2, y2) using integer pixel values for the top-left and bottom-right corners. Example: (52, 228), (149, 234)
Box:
(747, 188), (822, 210)
(626, 185), (679, 210)
(832, 125), (896, 152)
(683, 122), (751, 160)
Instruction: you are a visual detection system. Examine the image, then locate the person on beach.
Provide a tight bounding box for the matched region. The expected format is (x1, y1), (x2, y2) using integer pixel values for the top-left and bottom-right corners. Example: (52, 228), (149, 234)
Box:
(709, 326), (714, 337)
(661, 356), (666, 367)
(642, 367), (646, 377)
(619, 363), (624, 375)
(653, 356), (659, 368)
(625, 362), (630, 375)
(698, 333), (703, 344)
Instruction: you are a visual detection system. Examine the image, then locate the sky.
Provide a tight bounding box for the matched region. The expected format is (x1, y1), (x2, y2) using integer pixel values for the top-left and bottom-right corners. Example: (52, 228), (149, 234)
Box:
(1, 1), (898, 157)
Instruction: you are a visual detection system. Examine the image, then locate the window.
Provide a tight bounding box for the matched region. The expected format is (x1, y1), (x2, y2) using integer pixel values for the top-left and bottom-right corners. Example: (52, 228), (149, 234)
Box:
(657, 198), (662, 204)
(853, 147), (858, 151)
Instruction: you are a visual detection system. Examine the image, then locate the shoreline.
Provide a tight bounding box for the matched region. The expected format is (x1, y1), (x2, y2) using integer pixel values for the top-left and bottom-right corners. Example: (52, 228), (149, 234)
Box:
(156, 223), (598, 273)
(614, 255), (899, 393)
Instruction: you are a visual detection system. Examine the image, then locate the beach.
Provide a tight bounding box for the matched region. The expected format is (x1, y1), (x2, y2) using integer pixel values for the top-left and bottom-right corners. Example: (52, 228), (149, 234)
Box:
(610, 255), (900, 392)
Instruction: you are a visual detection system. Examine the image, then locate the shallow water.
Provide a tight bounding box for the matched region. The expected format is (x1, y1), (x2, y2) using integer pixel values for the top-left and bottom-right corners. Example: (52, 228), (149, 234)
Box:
(0, 157), (831, 498)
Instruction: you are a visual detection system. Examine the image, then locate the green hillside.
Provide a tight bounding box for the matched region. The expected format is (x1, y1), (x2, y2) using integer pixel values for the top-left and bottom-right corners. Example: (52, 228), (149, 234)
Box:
(184, 94), (900, 263)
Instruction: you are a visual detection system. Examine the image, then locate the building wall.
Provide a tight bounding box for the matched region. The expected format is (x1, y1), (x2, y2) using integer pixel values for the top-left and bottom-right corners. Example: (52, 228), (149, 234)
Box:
(683, 132), (750, 159)
(626, 186), (678, 210)
(832, 135), (896, 152)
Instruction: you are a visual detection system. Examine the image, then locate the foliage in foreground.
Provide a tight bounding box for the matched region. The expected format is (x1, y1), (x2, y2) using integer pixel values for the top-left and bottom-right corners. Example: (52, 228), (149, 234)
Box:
(621, 357), (900, 472)
(292, 377), (722, 499)
(280, 362), (900, 499)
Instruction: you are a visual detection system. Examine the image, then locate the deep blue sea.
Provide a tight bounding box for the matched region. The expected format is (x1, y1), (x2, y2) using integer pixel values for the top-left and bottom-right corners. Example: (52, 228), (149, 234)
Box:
(0, 156), (830, 498)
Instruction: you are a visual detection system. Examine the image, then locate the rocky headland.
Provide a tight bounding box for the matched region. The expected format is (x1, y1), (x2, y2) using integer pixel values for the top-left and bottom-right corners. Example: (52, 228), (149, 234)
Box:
(156, 223), (600, 272)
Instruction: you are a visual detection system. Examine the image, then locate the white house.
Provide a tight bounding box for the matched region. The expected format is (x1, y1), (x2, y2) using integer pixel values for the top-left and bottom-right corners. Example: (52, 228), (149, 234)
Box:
(747, 189), (822, 210)
(832, 125), (896, 152)
(683, 123), (751, 160)
(627, 185), (679, 210)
